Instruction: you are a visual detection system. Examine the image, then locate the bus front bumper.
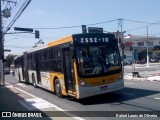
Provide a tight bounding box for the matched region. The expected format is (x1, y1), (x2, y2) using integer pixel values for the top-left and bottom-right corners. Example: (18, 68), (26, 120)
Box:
(76, 80), (124, 99)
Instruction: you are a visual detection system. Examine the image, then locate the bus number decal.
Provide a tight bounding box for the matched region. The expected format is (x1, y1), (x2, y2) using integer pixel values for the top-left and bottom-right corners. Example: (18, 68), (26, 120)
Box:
(79, 37), (108, 44)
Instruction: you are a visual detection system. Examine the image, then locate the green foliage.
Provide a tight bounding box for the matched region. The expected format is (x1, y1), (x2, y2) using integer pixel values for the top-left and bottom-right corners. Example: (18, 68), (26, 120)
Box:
(4, 54), (17, 69)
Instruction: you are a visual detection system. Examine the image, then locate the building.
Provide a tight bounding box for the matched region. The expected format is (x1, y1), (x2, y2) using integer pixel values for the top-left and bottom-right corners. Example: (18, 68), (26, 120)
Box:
(123, 35), (160, 63)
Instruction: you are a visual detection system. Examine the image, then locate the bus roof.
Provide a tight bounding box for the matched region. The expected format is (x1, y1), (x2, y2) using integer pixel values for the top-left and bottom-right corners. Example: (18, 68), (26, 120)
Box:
(48, 35), (72, 47)
(27, 35), (72, 53)
(25, 33), (115, 54)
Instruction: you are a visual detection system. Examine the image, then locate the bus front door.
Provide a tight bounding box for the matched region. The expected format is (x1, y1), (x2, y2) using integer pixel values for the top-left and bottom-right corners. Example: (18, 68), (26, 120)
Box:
(63, 48), (76, 94)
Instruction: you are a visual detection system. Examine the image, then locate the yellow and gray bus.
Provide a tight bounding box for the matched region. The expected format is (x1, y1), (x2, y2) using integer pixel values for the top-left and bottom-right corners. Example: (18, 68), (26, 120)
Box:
(14, 32), (124, 99)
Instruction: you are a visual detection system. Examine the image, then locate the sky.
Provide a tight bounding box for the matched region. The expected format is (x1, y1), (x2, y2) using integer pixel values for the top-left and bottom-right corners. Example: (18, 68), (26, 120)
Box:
(3, 0), (160, 56)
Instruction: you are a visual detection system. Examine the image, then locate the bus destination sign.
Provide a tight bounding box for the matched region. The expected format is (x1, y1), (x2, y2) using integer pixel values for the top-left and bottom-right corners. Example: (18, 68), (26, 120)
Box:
(74, 37), (109, 44)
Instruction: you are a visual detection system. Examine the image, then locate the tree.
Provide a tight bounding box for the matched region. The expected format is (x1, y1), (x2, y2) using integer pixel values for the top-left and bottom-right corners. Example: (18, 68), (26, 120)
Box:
(4, 54), (16, 70)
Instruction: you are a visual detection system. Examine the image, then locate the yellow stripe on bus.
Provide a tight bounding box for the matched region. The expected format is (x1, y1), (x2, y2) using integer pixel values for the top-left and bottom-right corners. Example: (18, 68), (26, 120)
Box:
(82, 73), (121, 86)
(48, 36), (72, 47)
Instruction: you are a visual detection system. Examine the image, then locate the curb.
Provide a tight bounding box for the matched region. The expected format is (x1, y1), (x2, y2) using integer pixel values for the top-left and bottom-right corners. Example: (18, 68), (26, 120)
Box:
(124, 75), (160, 82)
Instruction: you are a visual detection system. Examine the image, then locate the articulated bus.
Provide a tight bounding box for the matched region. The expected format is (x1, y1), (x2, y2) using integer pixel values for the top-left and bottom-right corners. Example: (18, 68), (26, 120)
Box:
(14, 32), (124, 99)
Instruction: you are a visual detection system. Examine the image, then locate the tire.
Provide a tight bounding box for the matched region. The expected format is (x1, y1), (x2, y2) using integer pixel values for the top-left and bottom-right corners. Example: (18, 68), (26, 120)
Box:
(54, 79), (62, 97)
(32, 74), (37, 88)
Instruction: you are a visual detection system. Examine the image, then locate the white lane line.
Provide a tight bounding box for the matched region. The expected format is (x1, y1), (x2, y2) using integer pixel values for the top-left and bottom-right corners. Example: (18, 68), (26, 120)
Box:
(5, 83), (14, 88)
(16, 83), (27, 87)
(6, 82), (85, 120)
(124, 83), (134, 85)
(15, 86), (37, 98)
(19, 98), (57, 110)
(155, 98), (160, 100)
(120, 93), (135, 96)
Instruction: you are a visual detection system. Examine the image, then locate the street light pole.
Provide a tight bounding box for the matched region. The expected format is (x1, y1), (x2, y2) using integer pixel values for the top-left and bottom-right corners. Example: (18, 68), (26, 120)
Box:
(146, 25), (149, 67)
(118, 18), (124, 78)
(0, 0), (4, 85)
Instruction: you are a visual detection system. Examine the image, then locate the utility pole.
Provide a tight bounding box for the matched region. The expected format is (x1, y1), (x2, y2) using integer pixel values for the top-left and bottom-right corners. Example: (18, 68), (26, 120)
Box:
(146, 25), (149, 67)
(118, 18), (124, 78)
(0, 0), (4, 85)
(0, 0), (16, 85)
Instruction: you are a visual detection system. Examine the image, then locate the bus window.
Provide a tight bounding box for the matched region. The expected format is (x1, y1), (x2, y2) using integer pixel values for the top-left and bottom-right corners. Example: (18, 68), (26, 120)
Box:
(76, 44), (120, 77)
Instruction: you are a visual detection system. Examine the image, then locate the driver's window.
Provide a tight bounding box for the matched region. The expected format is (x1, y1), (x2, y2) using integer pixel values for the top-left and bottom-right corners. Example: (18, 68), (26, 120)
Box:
(79, 47), (90, 66)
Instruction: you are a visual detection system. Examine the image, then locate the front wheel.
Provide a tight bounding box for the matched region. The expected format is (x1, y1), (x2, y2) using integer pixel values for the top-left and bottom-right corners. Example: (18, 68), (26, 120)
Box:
(54, 79), (62, 98)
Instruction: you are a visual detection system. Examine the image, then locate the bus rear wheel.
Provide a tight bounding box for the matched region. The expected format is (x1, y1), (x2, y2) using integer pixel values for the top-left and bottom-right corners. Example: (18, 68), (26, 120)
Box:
(54, 79), (62, 98)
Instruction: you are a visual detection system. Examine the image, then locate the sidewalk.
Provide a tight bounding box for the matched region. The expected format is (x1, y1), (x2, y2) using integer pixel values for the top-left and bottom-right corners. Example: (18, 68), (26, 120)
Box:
(0, 83), (52, 120)
(124, 63), (160, 82)
(0, 82), (77, 120)
(132, 62), (160, 67)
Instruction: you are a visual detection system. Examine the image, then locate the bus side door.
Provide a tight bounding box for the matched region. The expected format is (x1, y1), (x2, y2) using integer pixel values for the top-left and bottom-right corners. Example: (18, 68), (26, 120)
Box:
(62, 47), (76, 93)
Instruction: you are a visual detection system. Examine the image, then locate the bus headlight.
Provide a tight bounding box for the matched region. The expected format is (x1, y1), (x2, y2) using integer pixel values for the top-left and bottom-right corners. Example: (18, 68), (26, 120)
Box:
(117, 75), (123, 81)
(79, 80), (91, 87)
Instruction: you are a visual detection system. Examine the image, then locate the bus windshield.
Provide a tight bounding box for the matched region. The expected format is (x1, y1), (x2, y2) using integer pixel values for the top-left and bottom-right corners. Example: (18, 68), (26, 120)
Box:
(76, 44), (121, 77)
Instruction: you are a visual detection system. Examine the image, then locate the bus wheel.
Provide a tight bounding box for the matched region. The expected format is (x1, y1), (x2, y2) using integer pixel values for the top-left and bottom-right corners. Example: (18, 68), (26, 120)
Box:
(32, 74), (36, 88)
(55, 79), (62, 98)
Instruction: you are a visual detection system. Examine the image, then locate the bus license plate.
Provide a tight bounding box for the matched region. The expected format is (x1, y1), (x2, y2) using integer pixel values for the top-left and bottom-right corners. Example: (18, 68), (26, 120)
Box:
(100, 86), (108, 90)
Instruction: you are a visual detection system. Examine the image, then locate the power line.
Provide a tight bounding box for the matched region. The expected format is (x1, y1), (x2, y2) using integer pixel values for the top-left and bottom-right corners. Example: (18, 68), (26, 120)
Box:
(5, 45), (32, 48)
(86, 19), (118, 26)
(4, 47), (30, 49)
(3, 0), (22, 27)
(123, 18), (160, 25)
(4, 0), (31, 32)
(123, 18), (152, 24)
(123, 18), (160, 32)
(24, 19), (119, 30)
(125, 25), (146, 32)
(4, 0), (32, 34)
(4, 38), (18, 43)
(5, 33), (60, 40)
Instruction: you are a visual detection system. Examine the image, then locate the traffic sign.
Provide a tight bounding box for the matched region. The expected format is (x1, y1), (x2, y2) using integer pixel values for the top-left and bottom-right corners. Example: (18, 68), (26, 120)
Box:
(4, 49), (11, 52)
(14, 27), (33, 32)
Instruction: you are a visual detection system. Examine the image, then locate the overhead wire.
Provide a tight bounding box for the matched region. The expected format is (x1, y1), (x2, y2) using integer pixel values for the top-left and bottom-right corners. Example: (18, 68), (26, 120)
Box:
(4, 16), (160, 43)
(125, 25), (146, 32)
(123, 18), (160, 32)
(2, 0), (18, 27)
(28, 19), (119, 30)
(4, 0), (32, 34)
(123, 18), (152, 24)
(4, 45), (32, 49)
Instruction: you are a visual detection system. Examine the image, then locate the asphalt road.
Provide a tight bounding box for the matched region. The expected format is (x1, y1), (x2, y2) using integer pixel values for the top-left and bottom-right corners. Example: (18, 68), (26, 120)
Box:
(4, 75), (160, 120)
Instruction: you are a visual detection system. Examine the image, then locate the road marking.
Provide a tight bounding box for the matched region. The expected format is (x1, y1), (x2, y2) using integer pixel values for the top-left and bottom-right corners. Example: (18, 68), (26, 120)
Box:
(5, 82), (85, 120)
(155, 98), (160, 100)
(5, 83), (14, 88)
(120, 93), (135, 96)
(124, 83), (134, 85)
(15, 86), (37, 98)
(19, 98), (56, 110)
(16, 83), (27, 87)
